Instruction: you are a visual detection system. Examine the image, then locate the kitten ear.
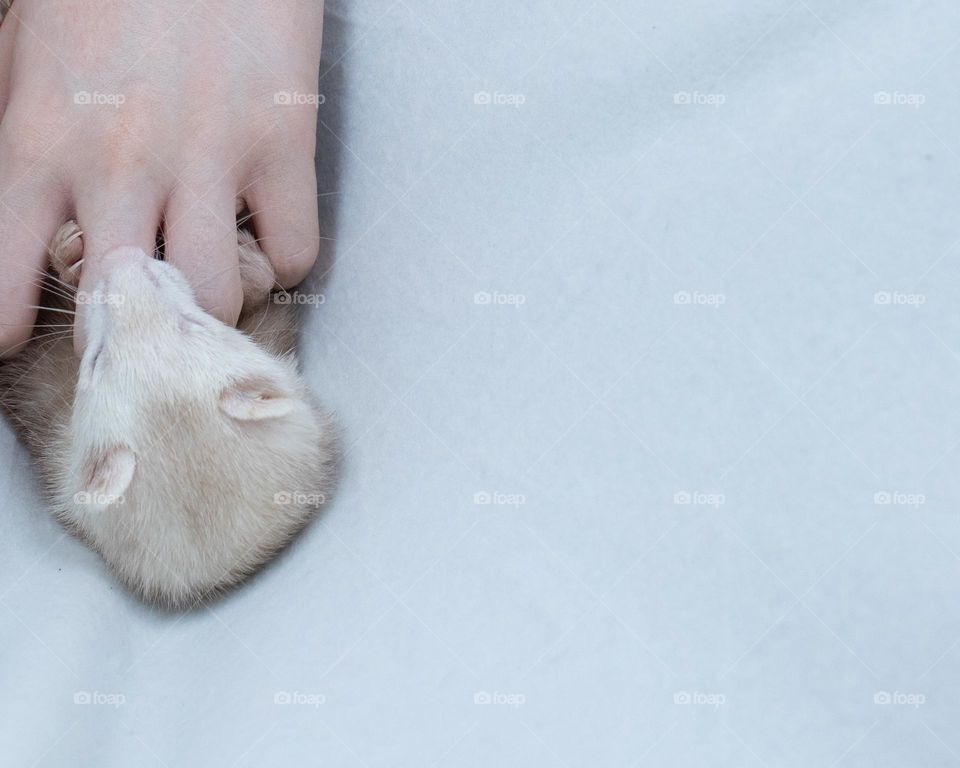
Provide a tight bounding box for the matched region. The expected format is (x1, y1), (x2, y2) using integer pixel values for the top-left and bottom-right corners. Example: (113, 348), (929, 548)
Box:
(79, 444), (136, 506)
(219, 377), (295, 421)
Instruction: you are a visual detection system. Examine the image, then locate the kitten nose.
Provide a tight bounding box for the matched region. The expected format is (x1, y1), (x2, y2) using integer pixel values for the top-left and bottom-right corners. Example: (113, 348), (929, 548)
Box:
(99, 247), (156, 294)
(75, 247), (151, 355)
(92, 247), (156, 308)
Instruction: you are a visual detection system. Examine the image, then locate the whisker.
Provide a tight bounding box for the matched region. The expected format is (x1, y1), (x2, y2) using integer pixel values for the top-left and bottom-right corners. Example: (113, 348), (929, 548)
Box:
(44, 272), (76, 291)
(32, 289), (75, 306)
(23, 267), (79, 303)
(39, 284), (77, 302)
(25, 330), (73, 344)
(26, 305), (75, 315)
(0, 329), (69, 358)
(0, 322), (72, 328)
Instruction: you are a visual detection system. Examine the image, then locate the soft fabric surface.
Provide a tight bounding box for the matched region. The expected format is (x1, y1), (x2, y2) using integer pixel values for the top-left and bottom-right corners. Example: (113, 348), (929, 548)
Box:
(3, 1), (960, 764)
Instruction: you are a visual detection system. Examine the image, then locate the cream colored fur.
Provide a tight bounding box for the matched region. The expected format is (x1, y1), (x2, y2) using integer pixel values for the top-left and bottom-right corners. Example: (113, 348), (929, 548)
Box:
(0, 223), (337, 608)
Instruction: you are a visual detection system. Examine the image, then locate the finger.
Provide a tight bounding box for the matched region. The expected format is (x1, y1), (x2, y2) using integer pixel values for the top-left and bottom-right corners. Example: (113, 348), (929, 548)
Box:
(74, 187), (161, 353)
(164, 189), (242, 327)
(0, 190), (68, 357)
(244, 160), (320, 288)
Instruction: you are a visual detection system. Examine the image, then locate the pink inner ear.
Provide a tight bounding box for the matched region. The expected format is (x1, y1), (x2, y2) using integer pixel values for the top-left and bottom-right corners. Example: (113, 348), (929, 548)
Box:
(84, 445), (136, 501)
(219, 377), (295, 421)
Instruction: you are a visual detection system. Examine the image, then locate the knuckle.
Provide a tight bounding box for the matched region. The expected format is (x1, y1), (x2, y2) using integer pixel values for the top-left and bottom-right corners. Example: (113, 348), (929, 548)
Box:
(0, 112), (63, 175)
(269, 229), (320, 270)
(98, 125), (156, 182)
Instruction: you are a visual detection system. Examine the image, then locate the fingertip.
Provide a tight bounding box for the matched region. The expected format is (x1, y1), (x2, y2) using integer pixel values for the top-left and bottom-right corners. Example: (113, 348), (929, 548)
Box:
(193, 271), (243, 327)
(164, 192), (243, 327)
(246, 167), (321, 288)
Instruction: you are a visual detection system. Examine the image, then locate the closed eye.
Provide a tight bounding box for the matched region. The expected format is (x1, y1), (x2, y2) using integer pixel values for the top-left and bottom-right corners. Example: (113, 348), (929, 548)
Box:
(82, 341), (105, 380)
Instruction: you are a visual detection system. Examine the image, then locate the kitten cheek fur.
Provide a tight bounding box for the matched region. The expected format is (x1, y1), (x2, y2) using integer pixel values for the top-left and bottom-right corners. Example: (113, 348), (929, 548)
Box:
(0, 223), (339, 609)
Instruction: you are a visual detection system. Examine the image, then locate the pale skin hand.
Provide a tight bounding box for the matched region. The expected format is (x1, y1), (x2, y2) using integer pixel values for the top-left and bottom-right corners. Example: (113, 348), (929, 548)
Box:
(0, 0), (324, 354)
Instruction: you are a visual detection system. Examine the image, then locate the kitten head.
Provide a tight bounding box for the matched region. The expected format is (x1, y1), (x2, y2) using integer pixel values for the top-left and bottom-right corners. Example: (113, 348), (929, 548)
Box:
(63, 247), (335, 608)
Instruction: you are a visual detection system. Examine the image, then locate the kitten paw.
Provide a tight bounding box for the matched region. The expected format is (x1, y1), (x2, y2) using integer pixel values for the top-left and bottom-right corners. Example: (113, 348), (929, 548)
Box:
(237, 228), (277, 311)
(49, 221), (84, 287)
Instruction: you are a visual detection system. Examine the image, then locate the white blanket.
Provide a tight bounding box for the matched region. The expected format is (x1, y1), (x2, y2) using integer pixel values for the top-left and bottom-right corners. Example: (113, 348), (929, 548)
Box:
(3, 0), (958, 764)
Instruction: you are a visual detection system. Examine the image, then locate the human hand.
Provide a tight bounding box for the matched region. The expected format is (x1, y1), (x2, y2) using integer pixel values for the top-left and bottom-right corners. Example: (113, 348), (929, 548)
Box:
(0, 0), (324, 354)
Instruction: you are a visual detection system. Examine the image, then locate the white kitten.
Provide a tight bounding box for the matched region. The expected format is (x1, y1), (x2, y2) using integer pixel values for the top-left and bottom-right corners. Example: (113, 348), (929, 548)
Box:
(1, 223), (338, 608)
